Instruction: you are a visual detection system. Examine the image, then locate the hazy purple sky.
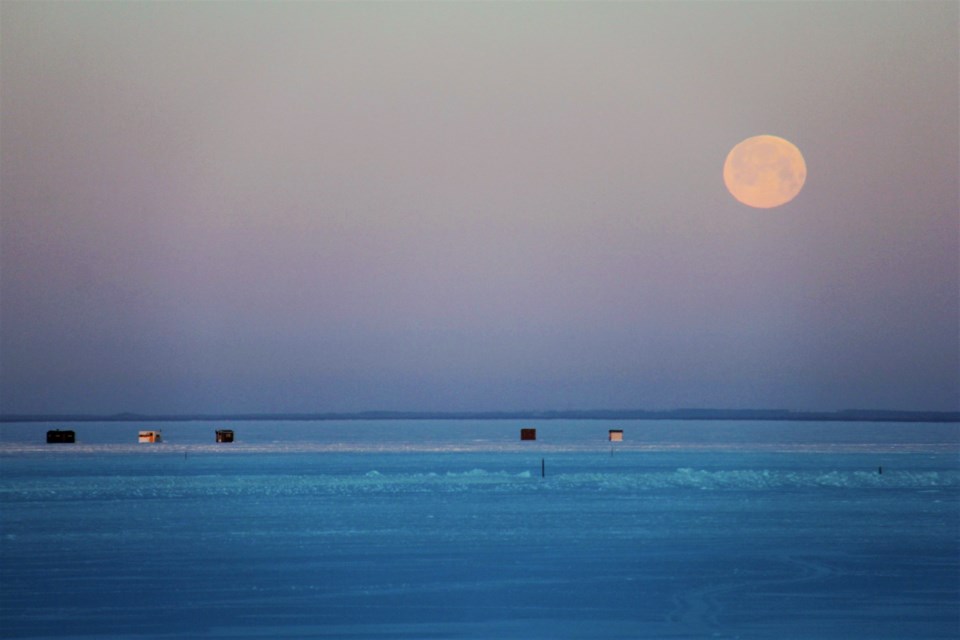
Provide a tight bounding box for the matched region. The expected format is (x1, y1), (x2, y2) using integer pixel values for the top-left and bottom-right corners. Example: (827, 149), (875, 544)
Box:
(2, 1), (957, 414)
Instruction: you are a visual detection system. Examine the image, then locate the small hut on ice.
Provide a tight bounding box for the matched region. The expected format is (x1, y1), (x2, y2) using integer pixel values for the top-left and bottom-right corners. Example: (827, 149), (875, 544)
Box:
(46, 430), (75, 444)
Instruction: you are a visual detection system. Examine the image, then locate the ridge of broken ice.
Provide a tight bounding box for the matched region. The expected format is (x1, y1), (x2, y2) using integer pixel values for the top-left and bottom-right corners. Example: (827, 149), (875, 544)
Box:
(1, 466), (953, 504)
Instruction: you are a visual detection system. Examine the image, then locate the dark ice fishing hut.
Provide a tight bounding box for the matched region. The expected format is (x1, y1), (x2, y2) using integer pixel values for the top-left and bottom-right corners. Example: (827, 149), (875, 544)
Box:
(215, 429), (234, 443)
(46, 430), (75, 444)
(520, 428), (537, 441)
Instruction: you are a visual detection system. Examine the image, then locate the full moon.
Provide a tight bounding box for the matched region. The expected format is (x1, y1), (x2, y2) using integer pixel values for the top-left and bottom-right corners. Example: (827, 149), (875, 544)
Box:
(723, 135), (806, 208)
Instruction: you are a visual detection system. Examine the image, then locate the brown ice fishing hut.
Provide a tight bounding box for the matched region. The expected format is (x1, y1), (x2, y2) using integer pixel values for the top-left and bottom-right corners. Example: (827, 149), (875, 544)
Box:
(215, 429), (234, 443)
(520, 428), (537, 441)
(609, 429), (624, 442)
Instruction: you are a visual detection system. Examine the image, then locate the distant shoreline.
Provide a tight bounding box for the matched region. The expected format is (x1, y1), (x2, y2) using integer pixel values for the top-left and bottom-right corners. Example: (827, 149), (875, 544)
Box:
(2, 409), (958, 423)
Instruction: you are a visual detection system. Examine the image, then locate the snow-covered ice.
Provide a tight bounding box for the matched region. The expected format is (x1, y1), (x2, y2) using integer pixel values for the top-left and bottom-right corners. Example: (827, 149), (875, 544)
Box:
(1, 420), (957, 638)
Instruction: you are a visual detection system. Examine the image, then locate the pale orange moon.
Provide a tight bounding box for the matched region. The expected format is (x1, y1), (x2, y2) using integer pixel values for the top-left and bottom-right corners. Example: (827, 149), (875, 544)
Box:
(723, 135), (806, 208)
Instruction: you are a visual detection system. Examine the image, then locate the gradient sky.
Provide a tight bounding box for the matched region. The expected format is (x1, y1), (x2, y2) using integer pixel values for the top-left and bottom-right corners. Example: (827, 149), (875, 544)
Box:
(2, 1), (957, 415)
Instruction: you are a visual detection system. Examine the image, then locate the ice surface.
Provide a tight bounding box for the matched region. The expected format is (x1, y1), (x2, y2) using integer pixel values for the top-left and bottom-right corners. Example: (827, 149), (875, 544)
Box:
(1, 421), (957, 638)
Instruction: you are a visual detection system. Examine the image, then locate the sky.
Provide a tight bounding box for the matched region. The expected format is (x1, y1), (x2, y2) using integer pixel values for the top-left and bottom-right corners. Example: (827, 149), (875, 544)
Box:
(1, 1), (957, 415)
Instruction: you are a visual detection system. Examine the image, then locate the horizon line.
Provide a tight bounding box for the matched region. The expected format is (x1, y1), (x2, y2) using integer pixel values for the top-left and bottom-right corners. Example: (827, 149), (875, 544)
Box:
(2, 408), (958, 423)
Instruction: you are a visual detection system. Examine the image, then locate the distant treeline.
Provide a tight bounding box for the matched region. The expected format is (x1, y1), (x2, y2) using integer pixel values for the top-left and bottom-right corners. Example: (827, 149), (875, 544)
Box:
(2, 409), (958, 423)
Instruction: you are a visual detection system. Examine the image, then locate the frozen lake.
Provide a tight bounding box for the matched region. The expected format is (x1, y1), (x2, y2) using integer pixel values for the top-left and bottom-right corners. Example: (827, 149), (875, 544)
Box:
(1, 420), (958, 638)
